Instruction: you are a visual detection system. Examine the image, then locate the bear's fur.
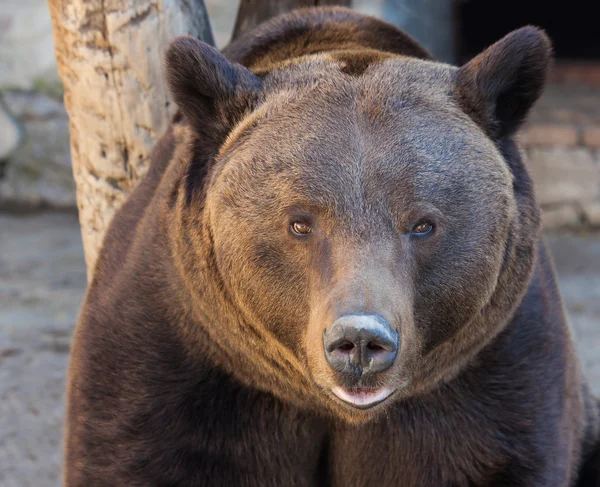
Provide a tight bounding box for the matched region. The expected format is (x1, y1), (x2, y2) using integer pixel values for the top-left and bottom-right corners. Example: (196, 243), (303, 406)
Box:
(64, 7), (600, 486)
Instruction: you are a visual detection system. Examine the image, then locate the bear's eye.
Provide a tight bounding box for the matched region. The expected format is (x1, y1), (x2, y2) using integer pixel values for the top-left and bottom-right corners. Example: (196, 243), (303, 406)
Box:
(411, 221), (434, 236)
(290, 221), (312, 236)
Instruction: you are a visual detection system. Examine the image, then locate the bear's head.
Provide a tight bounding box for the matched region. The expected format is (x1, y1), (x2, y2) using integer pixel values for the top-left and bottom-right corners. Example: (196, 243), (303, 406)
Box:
(164, 14), (551, 423)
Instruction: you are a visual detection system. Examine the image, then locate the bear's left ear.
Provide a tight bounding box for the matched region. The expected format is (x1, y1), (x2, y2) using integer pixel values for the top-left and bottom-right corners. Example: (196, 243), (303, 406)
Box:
(456, 26), (552, 139)
(165, 36), (263, 140)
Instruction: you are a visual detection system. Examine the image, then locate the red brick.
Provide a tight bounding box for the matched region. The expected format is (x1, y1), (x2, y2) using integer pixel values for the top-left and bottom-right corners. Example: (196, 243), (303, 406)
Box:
(550, 109), (588, 124)
(582, 125), (600, 148)
(549, 62), (600, 85)
(527, 148), (599, 206)
(519, 124), (579, 147)
(541, 205), (581, 231)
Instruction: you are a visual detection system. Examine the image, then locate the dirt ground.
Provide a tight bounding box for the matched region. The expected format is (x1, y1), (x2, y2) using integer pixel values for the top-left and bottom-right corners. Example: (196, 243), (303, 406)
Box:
(0, 211), (598, 486)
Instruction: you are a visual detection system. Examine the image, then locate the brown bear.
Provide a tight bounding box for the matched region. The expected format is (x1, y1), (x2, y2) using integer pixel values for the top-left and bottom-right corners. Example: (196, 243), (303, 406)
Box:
(63, 6), (600, 486)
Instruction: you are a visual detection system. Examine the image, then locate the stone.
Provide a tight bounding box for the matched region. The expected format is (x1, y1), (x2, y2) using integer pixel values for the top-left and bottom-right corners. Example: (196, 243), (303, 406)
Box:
(549, 62), (600, 85)
(527, 83), (600, 126)
(519, 123), (579, 147)
(0, 0), (60, 89)
(582, 202), (600, 228)
(2, 90), (65, 120)
(548, 108), (589, 124)
(527, 148), (599, 206)
(0, 92), (75, 209)
(0, 102), (20, 159)
(582, 125), (600, 149)
(541, 205), (581, 231)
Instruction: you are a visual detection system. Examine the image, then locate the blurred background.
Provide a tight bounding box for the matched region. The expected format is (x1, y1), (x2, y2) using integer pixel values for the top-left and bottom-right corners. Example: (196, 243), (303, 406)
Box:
(1, 0), (599, 485)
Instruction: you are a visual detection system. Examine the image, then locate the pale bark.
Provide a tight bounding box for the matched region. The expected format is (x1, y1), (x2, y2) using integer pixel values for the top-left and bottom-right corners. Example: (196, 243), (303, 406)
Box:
(48, 0), (213, 276)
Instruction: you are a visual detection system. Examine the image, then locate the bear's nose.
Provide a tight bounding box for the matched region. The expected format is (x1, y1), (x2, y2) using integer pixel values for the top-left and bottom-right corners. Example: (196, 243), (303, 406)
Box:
(323, 315), (398, 376)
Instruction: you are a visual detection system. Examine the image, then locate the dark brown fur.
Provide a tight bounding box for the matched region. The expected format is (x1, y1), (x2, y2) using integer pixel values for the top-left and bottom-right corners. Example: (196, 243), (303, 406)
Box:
(64, 7), (600, 486)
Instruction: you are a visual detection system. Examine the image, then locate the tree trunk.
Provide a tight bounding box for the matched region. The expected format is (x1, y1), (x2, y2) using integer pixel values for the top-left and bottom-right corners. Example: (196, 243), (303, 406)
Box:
(232, 0), (350, 41)
(47, 0), (213, 277)
(359, 0), (456, 63)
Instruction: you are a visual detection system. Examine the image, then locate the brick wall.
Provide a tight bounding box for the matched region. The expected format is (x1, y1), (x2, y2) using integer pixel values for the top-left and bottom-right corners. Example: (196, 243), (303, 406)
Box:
(519, 62), (600, 230)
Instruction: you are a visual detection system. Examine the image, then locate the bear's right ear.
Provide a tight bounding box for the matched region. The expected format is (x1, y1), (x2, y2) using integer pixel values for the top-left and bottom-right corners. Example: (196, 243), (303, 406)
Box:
(164, 36), (263, 139)
(456, 27), (552, 139)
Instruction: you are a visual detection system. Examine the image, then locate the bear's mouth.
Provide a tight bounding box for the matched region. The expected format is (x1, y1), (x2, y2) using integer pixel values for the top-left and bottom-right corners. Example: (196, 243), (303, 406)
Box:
(331, 386), (395, 409)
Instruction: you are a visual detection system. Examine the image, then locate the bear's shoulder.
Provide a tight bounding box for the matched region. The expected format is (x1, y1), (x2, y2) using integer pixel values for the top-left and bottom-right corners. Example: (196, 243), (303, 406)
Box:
(223, 6), (432, 72)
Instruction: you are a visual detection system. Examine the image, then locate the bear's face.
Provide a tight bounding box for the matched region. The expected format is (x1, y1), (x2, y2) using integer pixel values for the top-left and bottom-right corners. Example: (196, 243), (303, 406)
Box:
(166, 26), (550, 422)
(207, 63), (515, 409)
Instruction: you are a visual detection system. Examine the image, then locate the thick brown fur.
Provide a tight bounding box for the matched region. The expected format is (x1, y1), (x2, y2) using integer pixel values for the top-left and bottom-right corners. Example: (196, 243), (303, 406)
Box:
(64, 7), (600, 486)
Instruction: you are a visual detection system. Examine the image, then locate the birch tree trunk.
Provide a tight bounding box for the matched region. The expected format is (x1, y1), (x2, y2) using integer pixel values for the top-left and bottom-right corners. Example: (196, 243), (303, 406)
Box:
(47, 0), (213, 276)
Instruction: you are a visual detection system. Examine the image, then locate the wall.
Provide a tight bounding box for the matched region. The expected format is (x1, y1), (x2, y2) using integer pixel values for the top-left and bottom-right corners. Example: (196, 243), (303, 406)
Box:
(2, 0), (599, 232)
(520, 63), (600, 230)
(0, 0), (74, 209)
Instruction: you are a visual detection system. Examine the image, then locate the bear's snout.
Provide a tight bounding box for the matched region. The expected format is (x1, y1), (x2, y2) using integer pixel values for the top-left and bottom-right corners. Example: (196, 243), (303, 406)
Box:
(323, 314), (398, 376)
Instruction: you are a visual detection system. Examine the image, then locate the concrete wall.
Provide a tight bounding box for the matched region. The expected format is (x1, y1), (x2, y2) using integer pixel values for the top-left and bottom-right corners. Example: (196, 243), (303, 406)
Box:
(2, 0), (599, 232)
(0, 0), (74, 209)
(519, 65), (600, 230)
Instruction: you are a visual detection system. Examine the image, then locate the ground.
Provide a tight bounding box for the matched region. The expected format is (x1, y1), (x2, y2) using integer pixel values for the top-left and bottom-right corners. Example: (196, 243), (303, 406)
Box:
(0, 211), (598, 486)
